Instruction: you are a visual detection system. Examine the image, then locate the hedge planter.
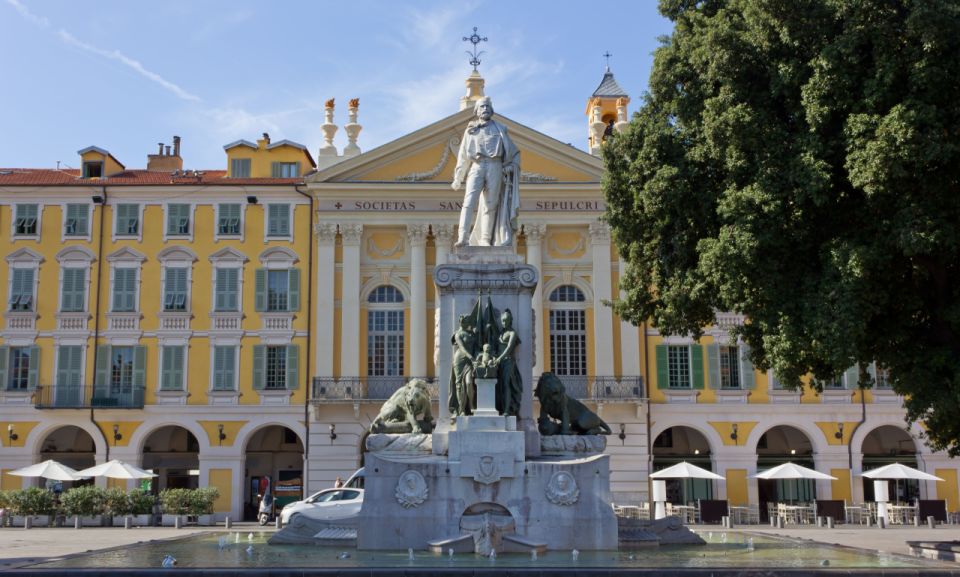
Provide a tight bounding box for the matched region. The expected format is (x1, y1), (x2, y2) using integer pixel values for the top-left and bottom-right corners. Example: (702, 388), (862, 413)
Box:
(161, 514), (188, 527)
(76, 515), (104, 527)
(12, 515), (50, 527)
(196, 514), (215, 526)
(113, 514), (151, 527)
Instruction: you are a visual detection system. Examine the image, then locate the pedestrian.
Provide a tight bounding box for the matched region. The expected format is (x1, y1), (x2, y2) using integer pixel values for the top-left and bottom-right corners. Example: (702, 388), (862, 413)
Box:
(334, 476), (343, 488)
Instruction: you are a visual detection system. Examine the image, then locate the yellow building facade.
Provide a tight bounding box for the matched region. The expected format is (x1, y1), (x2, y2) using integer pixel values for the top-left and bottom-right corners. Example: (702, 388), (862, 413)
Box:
(1, 69), (957, 522)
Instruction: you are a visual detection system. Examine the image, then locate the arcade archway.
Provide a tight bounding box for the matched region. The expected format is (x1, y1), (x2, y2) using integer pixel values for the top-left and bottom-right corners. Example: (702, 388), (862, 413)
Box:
(141, 425), (200, 492)
(242, 425), (304, 521)
(37, 425), (96, 489)
(861, 425), (919, 503)
(756, 425), (815, 518)
(652, 426), (714, 504)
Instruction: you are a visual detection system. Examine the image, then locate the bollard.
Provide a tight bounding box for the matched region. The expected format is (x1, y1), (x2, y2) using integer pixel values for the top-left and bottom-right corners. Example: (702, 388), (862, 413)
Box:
(174, 516), (182, 529)
(225, 516), (232, 529)
(827, 516), (835, 529)
(777, 515), (785, 529)
(24, 516), (32, 530)
(275, 516), (281, 530)
(74, 515), (81, 529)
(914, 515), (920, 527)
(816, 516), (824, 527)
(878, 516), (886, 529)
(125, 516), (132, 529)
(866, 516), (873, 527)
(728, 516), (735, 529)
(721, 515), (728, 528)
(770, 516), (777, 527)
(928, 515), (936, 529)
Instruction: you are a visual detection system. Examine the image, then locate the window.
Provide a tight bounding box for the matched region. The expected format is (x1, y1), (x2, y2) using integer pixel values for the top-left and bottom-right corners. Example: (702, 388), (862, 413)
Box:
(718, 346), (740, 388)
(60, 267), (87, 312)
(267, 204), (290, 237)
(271, 162), (299, 178)
(212, 346), (237, 390)
(214, 268), (240, 311)
(160, 346), (185, 391)
(163, 267), (188, 311)
(112, 268), (138, 311)
(108, 346), (135, 393)
(218, 204), (241, 236)
(707, 343), (754, 389)
(667, 346), (691, 388)
(1, 346), (38, 390)
(873, 362), (892, 389)
(14, 204), (38, 236)
(255, 268), (300, 312)
(166, 204), (191, 236)
(115, 204), (139, 236)
(367, 286), (404, 377)
(231, 158), (251, 178)
(253, 344), (299, 390)
(64, 204), (89, 237)
(95, 344), (146, 400)
(82, 161), (103, 178)
(9, 268), (35, 311)
(548, 285), (587, 376)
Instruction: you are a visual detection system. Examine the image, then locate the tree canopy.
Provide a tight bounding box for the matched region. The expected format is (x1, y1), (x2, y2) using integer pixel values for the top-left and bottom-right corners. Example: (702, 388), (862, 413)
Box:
(603, 0), (960, 453)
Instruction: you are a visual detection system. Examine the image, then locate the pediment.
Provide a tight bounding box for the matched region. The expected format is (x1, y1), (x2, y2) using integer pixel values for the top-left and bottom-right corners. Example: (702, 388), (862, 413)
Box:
(6, 247), (44, 264)
(209, 247), (249, 264)
(56, 246), (96, 263)
(158, 245), (198, 263)
(106, 247), (147, 263)
(308, 108), (603, 185)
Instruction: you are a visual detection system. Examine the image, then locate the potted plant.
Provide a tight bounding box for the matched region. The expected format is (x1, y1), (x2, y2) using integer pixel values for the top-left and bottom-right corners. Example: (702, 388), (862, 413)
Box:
(129, 490), (155, 527)
(9, 487), (55, 527)
(190, 487), (220, 526)
(104, 488), (133, 526)
(61, 485), (107, 526)
(159, 488), (191, 526)
(0, 490), (10, 527)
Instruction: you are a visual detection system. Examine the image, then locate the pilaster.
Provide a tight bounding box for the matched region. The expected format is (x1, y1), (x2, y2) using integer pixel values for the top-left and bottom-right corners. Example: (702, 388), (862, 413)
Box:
(315, 223), (338, 377)
(407, 224), (428, 377)
(589, 223), (614, 376)
(523, 222), (545, 377)
(339, 223), (363, 378)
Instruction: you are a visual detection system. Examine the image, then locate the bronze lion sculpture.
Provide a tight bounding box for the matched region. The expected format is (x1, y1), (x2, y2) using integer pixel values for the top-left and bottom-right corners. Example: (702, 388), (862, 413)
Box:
(534, 372), (611, 436)
(370, 378), (435, 434)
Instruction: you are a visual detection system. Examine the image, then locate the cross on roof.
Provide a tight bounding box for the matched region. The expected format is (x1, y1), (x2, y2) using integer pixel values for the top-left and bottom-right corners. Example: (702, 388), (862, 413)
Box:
(463, 26), (488, 72)
(603, 51), (613, 71)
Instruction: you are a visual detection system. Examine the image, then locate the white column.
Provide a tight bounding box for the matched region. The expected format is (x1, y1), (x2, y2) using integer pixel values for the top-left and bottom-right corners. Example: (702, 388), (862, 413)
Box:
(315, 224), (338, 377)
(619, 259), (642, 378)
(339, 223), (363, 377)
(433, 224), (453, 374)
(589, 223), (615, 376)
(524, 223), (545, 377)
(408, 224), (428, 377)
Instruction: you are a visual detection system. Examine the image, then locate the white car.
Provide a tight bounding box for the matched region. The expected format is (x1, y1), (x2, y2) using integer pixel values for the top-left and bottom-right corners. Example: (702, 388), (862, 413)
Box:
(279, 487), (364, 525)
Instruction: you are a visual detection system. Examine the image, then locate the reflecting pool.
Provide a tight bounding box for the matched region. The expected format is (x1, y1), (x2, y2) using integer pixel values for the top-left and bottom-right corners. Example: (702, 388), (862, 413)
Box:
(28, 531), (952, 570)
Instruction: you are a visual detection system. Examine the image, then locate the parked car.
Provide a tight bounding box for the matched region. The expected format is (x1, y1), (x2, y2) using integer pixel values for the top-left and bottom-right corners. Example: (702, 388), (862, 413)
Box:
(279, 470), (365, 525)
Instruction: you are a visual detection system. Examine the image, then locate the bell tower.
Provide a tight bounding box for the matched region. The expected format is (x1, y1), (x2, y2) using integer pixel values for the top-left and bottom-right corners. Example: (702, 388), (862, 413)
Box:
(587, 53), (630, 155)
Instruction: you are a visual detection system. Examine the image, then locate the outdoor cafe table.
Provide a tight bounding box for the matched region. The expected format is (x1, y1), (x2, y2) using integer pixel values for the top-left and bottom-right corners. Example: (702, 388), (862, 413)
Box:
(672, 504), (698, 524)
(778, 503), (814, 524)
(887, 504), (918, 525)
(729, 505), (749, 524)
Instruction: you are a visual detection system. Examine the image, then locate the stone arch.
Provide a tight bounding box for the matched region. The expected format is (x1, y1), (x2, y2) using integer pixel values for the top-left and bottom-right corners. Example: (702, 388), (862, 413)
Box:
(541, 276), (594, 306)
(234, 420), (307, 451)
(55, 245), (96, 264)
(29, 421), (106, 464)
(748, 420), (829, 457)
(359, 277), (411, 304)
(238, 422), (306, 521)
(157, 245), (198, 263)
(130, 420), (209, 457)
(649, 421), (720, 457)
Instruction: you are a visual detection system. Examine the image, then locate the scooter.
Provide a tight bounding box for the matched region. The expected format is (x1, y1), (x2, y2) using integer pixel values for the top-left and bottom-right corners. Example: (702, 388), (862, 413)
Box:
(257, 493), (274, 526)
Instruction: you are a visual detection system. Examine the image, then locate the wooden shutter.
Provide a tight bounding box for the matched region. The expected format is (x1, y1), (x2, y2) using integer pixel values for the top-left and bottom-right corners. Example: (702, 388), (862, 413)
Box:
(95, 345), (111, 388)
(287, 268), (300, 311)
(61, 268), (86, 311)
(0, 347), (8, 388)
(57, 346), (83, 387)
(286, 344), (299, 390)
(254, 269), (267, 311)
(215, 268), (238, 311)
(271, 162), (281, 178)
(252, 345), (265, 390)
(691, 345), (704, 389)
(706, 343), (720, 389)
(27, 345), (40, 389)
(162, 346), (184, 390)
(655, 344), (668, 389)
(739, 345), (755, 389)
(132, 345), (146, 389)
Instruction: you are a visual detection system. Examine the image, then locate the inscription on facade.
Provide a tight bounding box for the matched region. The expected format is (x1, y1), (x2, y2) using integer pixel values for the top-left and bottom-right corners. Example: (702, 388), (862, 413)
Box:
(320, 199), (605, 212)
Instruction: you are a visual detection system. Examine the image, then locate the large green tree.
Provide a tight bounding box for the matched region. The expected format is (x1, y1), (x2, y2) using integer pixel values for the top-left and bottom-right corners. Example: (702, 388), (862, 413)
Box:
(604, 0), (960, 454)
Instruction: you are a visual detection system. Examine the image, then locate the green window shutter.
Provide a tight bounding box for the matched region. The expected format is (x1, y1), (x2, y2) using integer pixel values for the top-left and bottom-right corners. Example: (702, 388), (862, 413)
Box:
(214, 346), (236, 390)
(844, 365), (860, 389)
(167, 204), (190, 235)
(161, 347), (173, 389)
(252, 345), (265, 390)
(225, 269), (239, 310)
(0, 347), (7, 388)
(286, 344), (300, 390)
(164, 268), (188, 310)
(691, 345), (705, 389)
(268, 204), (290, 236)
(215, 268), (233, 311)
(287, 268), (300, 311)
(27, 345), (40, 390)
(73, 268), (87, 311)
(231, 158), (251, 178)
(254, 269), (267, 311)
(95, 345), (111, 388)
(162, 346), (184, 391)
(739, 345), (756, 389)
(66, 204), (88, 235)
(706, 343), (720, 389)
(61, 268), (86, 312)
(124, 268), (137, 311)
(117, 204), (139, 235)
(655, 345), (668, 389)
(57, 346), (70, 387)
(132, 345), (146, 389)
(271, 162), (281, 178)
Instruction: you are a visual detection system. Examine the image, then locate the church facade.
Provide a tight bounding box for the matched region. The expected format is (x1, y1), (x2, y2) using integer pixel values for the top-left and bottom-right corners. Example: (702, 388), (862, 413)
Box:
(0, 69), (956, 521)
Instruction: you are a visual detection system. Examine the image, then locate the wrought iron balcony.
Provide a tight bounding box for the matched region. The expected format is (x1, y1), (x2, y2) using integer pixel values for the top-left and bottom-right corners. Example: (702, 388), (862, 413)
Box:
(545, 375), (646, 401)
(34, 384), (146, 409)
(311, 377), (438, 403)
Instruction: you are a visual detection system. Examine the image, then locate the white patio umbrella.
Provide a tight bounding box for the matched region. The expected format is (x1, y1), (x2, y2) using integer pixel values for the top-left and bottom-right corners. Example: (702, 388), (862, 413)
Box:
(76, 459), (156, 480)
(860, 463), (943, 481)
(9, 459), (85, 481)
(750, 462), (837, 481)
(650, 461), (725, 480)
(649, 462), (725, 519)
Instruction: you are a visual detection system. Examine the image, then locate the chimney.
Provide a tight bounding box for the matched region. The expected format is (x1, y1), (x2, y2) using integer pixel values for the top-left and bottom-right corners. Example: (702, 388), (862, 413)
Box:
(257, 133), (271, 150)
(147, 136), (184, 172)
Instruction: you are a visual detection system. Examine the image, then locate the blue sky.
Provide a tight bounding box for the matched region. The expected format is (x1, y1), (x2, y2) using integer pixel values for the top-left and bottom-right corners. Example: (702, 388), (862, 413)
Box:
(1, 1), (672, 170)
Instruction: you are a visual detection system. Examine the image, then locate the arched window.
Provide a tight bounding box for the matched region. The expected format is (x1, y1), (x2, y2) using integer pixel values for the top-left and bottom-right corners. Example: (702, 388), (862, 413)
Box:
(548, 285), (587, 376)
(367, 286), (404, 376)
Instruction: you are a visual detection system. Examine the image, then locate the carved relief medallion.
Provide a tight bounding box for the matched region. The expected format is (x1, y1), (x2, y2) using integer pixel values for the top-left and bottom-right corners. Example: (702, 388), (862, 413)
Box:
(545, 471), (580, 506)
(395, 470), (428, 509)
(475, 455), (499, 485)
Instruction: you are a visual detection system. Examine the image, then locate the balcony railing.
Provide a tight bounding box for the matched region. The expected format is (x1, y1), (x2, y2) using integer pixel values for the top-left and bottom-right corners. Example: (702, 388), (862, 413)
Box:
(311, 377), (438, 402)
(548, 375), (646, 401)
(310, 375), (644, 403)
(34, 384), (146, 409)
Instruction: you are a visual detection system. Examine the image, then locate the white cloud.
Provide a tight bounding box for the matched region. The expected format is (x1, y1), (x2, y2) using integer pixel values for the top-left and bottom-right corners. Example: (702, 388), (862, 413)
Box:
(5, 0), (48, 27)
(57, 30), (202, 102)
